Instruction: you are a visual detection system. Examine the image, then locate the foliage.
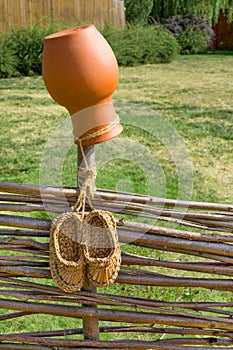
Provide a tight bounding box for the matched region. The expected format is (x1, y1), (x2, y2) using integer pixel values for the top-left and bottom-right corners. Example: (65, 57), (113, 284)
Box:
(102, 24), (180, 66)
(0, 35), (19, 78)
(178, 28), (209, 54)
(0, 26), (45, 77)
(151, 0), (233, 23)
(0, 23), (67, 78)
(0, 23), (180, 78)
(124, 0), (154, 25)
(161, 14), (214, 53)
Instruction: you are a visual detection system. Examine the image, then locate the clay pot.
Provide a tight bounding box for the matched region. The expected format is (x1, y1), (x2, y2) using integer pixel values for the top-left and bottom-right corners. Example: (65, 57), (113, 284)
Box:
(42, 24), (123, 145)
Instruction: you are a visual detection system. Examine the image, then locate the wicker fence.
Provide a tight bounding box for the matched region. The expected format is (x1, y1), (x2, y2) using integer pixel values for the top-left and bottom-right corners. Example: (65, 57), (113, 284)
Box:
(0, 0), (125, 32)
(0, 174), (233, 348)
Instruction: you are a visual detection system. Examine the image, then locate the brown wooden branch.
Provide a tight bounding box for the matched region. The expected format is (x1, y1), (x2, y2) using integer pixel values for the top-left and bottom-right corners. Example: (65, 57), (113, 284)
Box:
(0, 228), (49, 237)
(0, 215), (50, 230)
(1, 191), (232, 227)
(1, 214), (233, 260)
(122, 252), (233, 276)
(2, 214), (233, 266)
(0, 343), (50, 349)
(0, 311), (32, 322)
(0, 266), (50, 278)
(1, 181), (232, 212)
(118, 268), (233, 291)
(2, 324), (230, 338)
(0, 203), (66, 213)
(3, 276), (233, 315)
(0, 335), (232, 349)
(1, 297), (233, 331)
(2, 250), (233, 277)
(1, 263), (233, 291)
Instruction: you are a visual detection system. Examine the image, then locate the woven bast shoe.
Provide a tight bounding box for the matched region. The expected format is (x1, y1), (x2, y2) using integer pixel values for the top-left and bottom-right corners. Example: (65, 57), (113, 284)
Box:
(83, 209), (121, 288)
(50, 212), (86, 293)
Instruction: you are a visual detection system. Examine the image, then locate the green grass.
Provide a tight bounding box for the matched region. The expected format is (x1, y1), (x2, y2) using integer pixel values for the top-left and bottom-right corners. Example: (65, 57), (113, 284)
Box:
(0, 53), (233, 339)
(1, 54), (232, 201)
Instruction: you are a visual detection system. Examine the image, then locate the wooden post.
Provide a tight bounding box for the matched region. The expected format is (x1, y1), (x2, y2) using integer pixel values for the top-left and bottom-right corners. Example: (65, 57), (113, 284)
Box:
(77, 145), (99, 340)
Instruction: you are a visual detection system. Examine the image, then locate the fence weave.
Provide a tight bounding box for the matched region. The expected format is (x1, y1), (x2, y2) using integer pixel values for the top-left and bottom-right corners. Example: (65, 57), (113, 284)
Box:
(0, 181), (233, 348)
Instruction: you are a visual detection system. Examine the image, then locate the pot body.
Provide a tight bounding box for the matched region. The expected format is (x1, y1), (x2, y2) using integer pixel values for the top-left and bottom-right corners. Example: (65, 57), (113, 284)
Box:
(42, 24), (122, 145)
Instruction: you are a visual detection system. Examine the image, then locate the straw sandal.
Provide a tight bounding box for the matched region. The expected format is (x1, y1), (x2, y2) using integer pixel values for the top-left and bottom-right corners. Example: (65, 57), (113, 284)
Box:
(50, 212), (86, 293)
(83, 209), (121, 287)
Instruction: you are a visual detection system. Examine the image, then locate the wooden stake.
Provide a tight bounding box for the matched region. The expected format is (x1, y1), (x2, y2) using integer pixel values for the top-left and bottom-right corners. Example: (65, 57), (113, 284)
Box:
(78, 145), (99, 341)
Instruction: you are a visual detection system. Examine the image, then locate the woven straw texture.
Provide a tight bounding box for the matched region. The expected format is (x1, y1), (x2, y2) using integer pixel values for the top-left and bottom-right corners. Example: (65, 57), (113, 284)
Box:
(50, 212), (85, 293)
(83, 209), (121, 287)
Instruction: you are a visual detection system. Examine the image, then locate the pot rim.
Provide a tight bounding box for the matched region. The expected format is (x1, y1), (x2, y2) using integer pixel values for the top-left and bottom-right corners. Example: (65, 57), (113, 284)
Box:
(44, 24), (94, 40)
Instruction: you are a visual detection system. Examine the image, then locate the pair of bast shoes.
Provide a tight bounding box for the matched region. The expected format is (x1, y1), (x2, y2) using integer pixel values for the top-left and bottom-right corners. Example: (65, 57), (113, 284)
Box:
(50, 209), (121, 293)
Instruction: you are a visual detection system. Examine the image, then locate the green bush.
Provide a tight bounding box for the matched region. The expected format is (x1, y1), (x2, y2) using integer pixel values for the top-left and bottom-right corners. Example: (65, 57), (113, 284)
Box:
(124, 0), (154, 25)
(0, 23), (67, 78)
(6, 26), (48, 76)
(102, 24), (180, 66)
(160, 14), (214, 54)
(0, 23), (179, 77)
(178, 28), (209, 54)
(0, 35), (19, 78)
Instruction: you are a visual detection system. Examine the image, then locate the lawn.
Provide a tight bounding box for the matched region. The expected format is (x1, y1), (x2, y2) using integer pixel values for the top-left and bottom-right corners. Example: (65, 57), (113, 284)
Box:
(1, 54), (232, 203)
(0, 53), (233, 340)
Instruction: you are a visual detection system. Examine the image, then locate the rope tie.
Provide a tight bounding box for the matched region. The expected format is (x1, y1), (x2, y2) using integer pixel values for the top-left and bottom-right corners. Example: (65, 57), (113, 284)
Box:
(75, 121), (119, 143)
(72, 120), (119, 217)
(50, 121), (121, 292)
(72, 142), (97, 217)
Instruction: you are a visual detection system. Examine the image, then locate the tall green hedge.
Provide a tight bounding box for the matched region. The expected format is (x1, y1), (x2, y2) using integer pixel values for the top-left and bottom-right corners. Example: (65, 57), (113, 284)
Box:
(102, 24), (180, 66)
(0, 24), (179, 78)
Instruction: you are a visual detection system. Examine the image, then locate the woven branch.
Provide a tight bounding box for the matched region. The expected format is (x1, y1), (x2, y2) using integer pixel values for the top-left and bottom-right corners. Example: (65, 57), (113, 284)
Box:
(2, 287), (233, 319)
(0, 181), (233, 347)
(2, 297), (233, 331)
(3, 324), (233, 338)
(2, 214), (233, 270)
(0, 214), (50, 230)
(0, 203), (66, 213)
(3, 264), (233, 291)
(1, 186), (232, 234)
(1, 240), (233, 291)
(0, 344), (50, 349)
(0, 228), (49, 238)
(0, 344), (230, 350)
(0, 311), (32, 322)
(2, 276), (233, 312)
(122, 252), (233, 276)
(1, 181), (232, 211)
(1, 214), (233, 260)
(0, 335), (232, 349)
(2, 250), (233, 276)
(2, 199), (233, 224)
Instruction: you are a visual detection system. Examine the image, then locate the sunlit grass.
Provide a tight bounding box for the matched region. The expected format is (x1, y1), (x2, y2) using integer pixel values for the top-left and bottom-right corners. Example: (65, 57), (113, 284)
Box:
(1, 54), (232, 201)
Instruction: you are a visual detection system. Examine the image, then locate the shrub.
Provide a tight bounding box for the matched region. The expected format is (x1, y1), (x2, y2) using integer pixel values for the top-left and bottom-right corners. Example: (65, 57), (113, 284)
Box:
(0, 23), (179, 78)
(0, 23), (66, 78)
(0, 35), (19, 78)
(124, 0), (154, 25)
(178, 28), (209, 54)
(5, 26), (48, 76)
(161, 13), (214, 54)
(102, 24), (180, 66)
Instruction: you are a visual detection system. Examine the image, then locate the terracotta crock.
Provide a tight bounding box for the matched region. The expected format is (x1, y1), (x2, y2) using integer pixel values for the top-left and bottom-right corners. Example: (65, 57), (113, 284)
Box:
(42, 24), (123, 145)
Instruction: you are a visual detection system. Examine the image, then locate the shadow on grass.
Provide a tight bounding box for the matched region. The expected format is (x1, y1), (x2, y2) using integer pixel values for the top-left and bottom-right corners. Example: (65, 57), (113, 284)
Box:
(147, 104), (233, 141)
(208, 50), (233, 56)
